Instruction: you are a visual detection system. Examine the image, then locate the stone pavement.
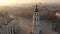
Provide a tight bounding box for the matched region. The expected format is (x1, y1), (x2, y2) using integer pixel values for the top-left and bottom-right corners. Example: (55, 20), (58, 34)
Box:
(40, 20), (58, 34)
(15, 26), (27, 34)
(17, 17), (59, 34)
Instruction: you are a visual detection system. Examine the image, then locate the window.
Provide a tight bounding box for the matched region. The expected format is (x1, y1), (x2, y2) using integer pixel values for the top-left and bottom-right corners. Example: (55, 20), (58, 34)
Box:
(36, 18), (38, 21)
(34, 18), (39, 21)
(39, 31), (42, 34)
(36, 13), (38, 16)
(34, 23), (36, 26)
(34, 18), (36, 21)
(0, 26), (1, 28)
(13, 30), (15, 34)
(52, 26), (57, 32)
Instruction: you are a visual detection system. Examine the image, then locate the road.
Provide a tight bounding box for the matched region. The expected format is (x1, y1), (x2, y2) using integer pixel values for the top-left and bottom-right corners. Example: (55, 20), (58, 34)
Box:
(17, 17), (58, 34)
(19, 17), (32, 34)
(40, 20), (58, 34)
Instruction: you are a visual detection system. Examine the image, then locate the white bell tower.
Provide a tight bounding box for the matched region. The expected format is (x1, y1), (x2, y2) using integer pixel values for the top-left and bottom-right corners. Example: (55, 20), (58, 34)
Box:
(32, 4), (40, 34)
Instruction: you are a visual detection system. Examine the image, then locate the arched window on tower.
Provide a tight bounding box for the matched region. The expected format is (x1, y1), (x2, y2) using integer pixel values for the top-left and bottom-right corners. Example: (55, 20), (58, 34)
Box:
(39, 30), (42, 34)
(34, 17), (39, 21)
(36, 13), (38, 16)
(34, 18), (36, 21)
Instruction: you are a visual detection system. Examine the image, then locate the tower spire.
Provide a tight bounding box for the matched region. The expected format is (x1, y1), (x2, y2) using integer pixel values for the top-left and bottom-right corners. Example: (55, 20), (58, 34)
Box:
(36, 4), (37, 9)
(34, 4), (39, 12)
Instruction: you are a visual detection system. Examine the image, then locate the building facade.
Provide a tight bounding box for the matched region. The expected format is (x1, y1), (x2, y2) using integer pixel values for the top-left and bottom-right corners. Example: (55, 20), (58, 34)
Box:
(0, 16), (20, 34)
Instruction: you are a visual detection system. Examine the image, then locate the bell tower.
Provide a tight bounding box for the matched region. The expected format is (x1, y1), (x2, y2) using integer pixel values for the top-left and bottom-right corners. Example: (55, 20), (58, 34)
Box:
(32, 4), (40, 34)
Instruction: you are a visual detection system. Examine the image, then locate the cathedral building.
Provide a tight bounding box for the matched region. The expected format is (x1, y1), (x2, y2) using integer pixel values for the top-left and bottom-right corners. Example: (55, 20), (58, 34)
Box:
(0, 15), (20, 34)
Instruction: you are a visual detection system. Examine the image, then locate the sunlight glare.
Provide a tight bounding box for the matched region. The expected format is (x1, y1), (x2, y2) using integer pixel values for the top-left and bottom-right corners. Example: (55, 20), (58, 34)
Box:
(0, 0), (40, 6)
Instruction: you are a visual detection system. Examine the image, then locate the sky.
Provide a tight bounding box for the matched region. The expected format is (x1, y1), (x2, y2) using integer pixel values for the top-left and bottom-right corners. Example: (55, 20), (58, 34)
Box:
(0, 0), (60, 6)
(41, 0), (60, 3)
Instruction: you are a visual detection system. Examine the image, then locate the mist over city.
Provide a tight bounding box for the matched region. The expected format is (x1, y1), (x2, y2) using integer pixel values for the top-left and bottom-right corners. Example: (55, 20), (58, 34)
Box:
(0, 0), (60, 34)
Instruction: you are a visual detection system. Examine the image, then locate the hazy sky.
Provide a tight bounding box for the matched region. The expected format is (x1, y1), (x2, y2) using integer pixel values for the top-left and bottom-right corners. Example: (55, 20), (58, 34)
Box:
(41, 0), (60, 3)
(0, 0), (60, 6)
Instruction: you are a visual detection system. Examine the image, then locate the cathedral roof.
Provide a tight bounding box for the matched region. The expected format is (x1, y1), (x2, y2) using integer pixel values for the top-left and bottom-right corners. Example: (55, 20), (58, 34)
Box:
(0, 16), (14, 26)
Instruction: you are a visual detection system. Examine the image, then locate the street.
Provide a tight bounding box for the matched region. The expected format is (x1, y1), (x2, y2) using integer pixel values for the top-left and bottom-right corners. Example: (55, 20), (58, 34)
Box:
(17, 17), (58, 34)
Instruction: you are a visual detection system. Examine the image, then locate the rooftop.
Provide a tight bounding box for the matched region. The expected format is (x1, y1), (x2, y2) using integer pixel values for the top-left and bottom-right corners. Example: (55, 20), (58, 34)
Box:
(0, 15), (15, 29)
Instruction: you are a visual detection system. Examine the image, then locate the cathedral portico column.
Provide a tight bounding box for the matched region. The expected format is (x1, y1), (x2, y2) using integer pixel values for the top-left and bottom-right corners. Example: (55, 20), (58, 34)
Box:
(12, 26), (14, 34)
(9, 26), (11, 34)
(6, 26), (9, 34)
(9, 26), (10, 34)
